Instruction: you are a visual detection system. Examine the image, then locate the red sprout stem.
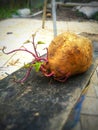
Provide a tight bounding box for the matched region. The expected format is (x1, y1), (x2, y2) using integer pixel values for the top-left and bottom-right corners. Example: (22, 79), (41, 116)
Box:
(37, 57), (48, 62)
(14, 66), (32, 83)
(43, 48), (48, 60)
(46, 48), (48, 60)
(54, 72), (71, 82)
(3, 48), (37, 59)
(32, 35), (39, 57)
(40, 65), (47, 72)
(54, 77), (68, 82)
(43, 72), (54, 77)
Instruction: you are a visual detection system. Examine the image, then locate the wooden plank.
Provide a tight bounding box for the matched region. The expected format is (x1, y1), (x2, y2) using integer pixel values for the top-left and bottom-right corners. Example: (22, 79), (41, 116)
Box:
(0, 61), (97, 130)
(42, 0), (48, 29)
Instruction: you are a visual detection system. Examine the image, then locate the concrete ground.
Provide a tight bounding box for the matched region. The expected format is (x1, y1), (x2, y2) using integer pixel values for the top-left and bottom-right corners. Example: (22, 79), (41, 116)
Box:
(0, 18), (98, 129)
(72, 68), (98, 130)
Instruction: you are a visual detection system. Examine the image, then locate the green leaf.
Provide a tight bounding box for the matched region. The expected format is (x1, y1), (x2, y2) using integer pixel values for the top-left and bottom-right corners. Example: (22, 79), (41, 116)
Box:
(33, 62), (43, 72)
(24, 63), (31, 68)
(23, 40), (31, 44)
(37, 41), (45, 44)
(24, 62), (43, 72)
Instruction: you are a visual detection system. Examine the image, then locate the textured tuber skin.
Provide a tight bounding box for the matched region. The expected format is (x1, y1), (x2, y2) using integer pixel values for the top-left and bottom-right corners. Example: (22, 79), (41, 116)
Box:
(2, 32), (93, 83)
(42, 32), (93, 81)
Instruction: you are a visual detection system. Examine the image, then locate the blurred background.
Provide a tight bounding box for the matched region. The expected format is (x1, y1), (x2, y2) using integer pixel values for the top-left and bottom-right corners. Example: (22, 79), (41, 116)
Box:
(0, 0), (97, 19)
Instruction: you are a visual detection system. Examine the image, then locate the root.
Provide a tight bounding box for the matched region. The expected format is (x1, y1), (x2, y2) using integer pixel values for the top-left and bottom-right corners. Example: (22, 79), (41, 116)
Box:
(40, 64), (54, 77)
(13, 67), (32, 83)
(54, 72), (71, 82)
(43, 71), (54, 77)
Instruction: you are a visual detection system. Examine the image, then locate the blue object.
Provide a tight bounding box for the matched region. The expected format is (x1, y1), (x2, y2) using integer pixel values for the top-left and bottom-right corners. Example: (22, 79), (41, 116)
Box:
(63, 94), (85, 130)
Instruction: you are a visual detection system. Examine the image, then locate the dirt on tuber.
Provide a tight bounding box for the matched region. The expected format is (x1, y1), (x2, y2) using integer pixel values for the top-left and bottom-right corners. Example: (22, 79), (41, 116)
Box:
(42, 32), (93, 81)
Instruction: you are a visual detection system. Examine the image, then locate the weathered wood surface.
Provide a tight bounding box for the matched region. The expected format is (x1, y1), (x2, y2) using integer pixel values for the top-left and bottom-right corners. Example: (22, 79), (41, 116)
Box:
(0, 61), (97, 130)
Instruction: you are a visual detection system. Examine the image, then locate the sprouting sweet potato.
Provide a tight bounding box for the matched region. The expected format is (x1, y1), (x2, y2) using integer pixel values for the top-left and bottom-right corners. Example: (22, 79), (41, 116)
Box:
(42, 32), (93, 81)
(2, 32), (93, 83)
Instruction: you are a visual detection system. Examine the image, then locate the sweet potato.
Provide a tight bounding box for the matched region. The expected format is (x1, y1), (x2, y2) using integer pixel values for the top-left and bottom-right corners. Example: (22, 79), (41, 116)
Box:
(43, 32), (93, 81)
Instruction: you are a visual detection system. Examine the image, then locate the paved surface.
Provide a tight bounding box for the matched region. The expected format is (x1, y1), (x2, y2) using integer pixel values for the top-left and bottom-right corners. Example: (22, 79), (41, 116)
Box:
(72, 68), (98, 130)
(0, 18), (98, 129)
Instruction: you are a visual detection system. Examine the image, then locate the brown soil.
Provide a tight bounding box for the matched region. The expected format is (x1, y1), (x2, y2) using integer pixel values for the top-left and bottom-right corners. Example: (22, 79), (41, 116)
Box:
(56, 6), (85, 21)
